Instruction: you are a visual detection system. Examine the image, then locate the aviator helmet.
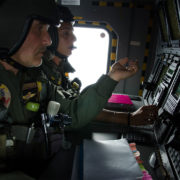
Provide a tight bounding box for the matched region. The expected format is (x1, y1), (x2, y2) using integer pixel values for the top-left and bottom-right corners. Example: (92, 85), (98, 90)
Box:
(48, 5), (74, 59)
(48, 5), (75, 73)
(0, 0), (60, 58)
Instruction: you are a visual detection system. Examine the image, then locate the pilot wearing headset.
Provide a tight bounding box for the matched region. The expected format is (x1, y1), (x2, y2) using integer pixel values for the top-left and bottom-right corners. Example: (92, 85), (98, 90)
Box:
(42, 5), (158, 127)
(42, 5), (81, 99)
(0, 0), (141, 179)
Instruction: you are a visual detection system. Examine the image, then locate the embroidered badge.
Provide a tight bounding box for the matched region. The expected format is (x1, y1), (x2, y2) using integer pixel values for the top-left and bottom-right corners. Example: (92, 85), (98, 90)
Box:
(23, 92), (36, 101)
(22, 82), (38, 103)
(0, 83), (11, 108)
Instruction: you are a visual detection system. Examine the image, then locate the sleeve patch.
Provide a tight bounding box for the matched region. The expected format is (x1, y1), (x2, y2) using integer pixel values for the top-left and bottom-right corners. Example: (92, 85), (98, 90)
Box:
(0, 84), (11, 108)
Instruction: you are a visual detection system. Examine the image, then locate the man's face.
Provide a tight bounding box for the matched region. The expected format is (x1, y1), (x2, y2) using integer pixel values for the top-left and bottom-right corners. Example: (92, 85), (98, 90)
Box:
(57, 22), (76, 57)
(12, 20), (51, 67)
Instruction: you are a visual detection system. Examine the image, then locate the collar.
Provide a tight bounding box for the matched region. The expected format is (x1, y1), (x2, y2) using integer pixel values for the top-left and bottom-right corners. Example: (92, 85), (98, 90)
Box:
(1, 57), (28, 72)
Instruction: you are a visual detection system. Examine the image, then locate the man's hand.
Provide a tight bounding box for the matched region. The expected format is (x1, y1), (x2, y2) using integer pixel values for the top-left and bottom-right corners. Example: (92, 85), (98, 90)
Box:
(130, 105), (159, 125)
(108, 57), (138, 82)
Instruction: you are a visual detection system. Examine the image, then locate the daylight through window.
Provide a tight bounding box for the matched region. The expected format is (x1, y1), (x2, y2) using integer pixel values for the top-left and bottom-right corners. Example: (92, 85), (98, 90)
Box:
(68, 27), (110, 91)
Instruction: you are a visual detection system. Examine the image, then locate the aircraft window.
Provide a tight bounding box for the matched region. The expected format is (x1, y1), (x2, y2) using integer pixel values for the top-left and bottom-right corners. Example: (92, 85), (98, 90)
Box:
(68, 27), (110, 91)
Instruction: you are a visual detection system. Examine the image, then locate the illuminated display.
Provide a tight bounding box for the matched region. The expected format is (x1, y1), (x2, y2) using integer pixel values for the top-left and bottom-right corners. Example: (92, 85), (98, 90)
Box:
(164, 67), (180, 115)
(173, 75), (180, 98)
(167, 69), (174, 75)
(175, 83), (180, 97)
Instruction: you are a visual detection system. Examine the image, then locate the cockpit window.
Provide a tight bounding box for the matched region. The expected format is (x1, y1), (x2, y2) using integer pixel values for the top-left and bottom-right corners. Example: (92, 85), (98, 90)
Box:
(68, 27), (110, 91)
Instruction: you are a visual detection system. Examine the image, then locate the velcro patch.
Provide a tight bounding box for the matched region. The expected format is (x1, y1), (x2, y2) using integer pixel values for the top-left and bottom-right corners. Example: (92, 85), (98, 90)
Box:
(22, 82), (37, 103)
(0, 83), (11, 108)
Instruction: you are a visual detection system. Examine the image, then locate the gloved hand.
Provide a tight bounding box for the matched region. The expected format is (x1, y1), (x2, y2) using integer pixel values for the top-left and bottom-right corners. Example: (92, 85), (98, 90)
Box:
(130, 105), (159, 126)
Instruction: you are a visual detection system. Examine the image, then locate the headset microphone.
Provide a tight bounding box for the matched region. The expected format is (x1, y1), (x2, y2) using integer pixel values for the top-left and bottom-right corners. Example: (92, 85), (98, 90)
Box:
(47, 101), (60, 117)
(46, 101), (72, 150)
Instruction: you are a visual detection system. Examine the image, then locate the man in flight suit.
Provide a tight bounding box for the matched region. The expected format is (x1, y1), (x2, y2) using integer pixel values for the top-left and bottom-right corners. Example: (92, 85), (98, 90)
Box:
(0, 0), (140, 179)
(42, 5), (158, 126)
(42, 5), (80, 99)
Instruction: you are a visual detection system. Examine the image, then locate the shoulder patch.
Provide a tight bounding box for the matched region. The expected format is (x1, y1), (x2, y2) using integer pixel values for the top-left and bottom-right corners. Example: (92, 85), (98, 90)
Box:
(0, 83), (11, 108)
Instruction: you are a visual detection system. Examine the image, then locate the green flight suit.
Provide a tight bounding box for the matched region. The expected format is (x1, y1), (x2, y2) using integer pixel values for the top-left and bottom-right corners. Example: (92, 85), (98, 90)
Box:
(0, 60), (117, 178)
(0, 61), (117, 129)
(42, 57), (63, 87)
(42, 55), (80, 99)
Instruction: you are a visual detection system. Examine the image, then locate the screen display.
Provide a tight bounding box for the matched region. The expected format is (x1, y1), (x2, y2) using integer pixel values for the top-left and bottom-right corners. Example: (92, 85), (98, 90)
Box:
(175, 83), (180, 97)
(173, 76), (180, 98)
(166, 0), (180, 40)
(167, 68), (174, 75)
